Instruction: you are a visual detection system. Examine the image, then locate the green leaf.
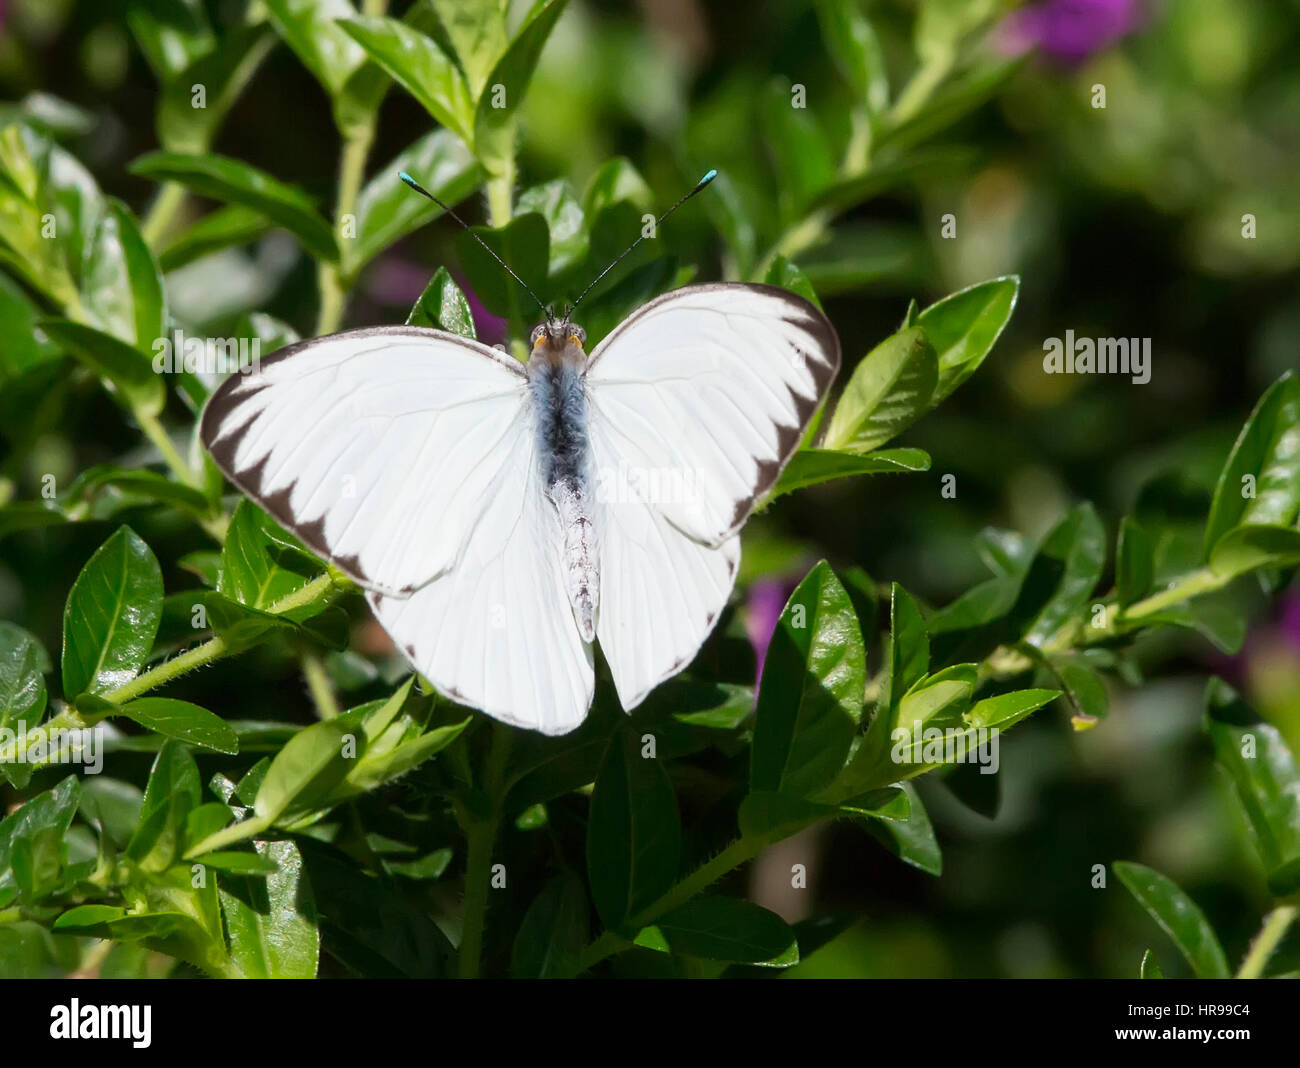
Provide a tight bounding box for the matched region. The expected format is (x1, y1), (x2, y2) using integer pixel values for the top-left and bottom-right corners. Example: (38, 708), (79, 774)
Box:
(218, 501), (321, 613)
(636, 897), (799, 966)
(750, 561), (865, 799)
(814, 0), (888, 116)
(120, 697), (239, 754)
(157, 205), (270, 272)
(426, 0), (507, 97)
(130, 151), (337, 261)
(126, 0), (214, 82)
(916, 276), (1019, 403)
(252, 717), (354, 828)
(1016, 502), (1106, 646)
(0, 623), (47, 752)
(37, 319), (164, 416)
(1139, 949), (1164, 979)
(823, 326), (937, 452)
(763, 255), (823, 311)
(220, 838), (320, 978)
(964, 688), (1060, 730)
(1209, 524), (1300, 580)
(1204, 373), (1300, 558)
(583, 158), (652, 219)
(455, 213), (549, 324)
(860, 781), (941, 875)
(157, 24), (274, 153)
(126, 742), (200, 872)
(83, 200), (167, 350)
(1116, 515), (1155, 607)
(760, 80), (837, 217)
(353, 129), (480, 269)
(407, 266), (476, 337)
(473, 0), (569, 173)
(1113, 861), (1229, 979)
(1205, 678), (1300, 896)
(61, 526), (163, 699)
(1058, 663), (1108, 726)
(517, 179), (587, 276)
(339, 16), (473, 142)
(0, 777), (80, 901)
(769, 447), (931, 499)
(510, 870), (588, 978)
(262, 0), (370, 99)
(586, 727), (681, 932)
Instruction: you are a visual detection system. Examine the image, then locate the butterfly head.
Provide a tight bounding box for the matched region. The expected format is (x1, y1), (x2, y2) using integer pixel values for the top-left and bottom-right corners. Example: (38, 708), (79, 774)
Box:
(529, 314), (587, 366)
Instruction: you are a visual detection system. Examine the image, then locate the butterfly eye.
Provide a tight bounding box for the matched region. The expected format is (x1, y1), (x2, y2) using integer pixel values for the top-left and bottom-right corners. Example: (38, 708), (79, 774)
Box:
(529, 324), (545, 348)
(570, 326), (587, 348)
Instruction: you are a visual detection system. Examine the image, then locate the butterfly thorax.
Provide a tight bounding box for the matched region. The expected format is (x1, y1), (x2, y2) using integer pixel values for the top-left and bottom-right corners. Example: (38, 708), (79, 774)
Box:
(528, 329), (598, 642)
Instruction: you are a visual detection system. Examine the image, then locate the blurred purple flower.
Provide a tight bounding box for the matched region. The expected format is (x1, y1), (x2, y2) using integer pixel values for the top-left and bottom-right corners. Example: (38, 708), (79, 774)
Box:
(746, 578), (795, 683)
(999, 0), (1144, 66)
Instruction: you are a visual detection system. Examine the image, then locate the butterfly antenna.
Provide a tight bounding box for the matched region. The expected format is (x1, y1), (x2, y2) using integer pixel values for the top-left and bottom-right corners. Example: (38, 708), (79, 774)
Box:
(399, 171), (547, 317)
(568, 169), (717, 314)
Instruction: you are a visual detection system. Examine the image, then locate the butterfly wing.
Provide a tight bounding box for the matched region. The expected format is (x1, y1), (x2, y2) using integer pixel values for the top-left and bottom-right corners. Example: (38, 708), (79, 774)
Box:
(366, 444), (594, 735)
(202, 325), (595, 733)
(201, 326), (529, 596)
(585, 283), (839, 708)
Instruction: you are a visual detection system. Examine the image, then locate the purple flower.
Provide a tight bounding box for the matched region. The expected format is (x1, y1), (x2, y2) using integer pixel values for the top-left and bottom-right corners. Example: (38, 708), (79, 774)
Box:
(998, 0), (1144, 65)
(746, 578), (795, 683)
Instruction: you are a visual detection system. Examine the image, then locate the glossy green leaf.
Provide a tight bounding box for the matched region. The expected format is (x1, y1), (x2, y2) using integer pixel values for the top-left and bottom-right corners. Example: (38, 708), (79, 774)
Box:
(1204, 373), (1300, 557)
(126, 742), (201, 872)
(262, 0), (370, 98)
(130, 151), (337, 261)
(769, 447), (931, 499)
(1209, 524), (1300, 580)
(1114, 861), (1229, 979)
(1116, 515), (1155, 607)
(120, 697), (238, 754)
(1140, 949), (1164, 978)
(510, 870), (588, 978)
(636, 897), (799, 966)
(353, 129), (479, 268)
(157, 24), (274, 153)
(1205, 678), (1300, 895)
(157, 205), (270, 272)
(0, 623), (47, 749)
(126, 0), (214, 82)
(1016, 502), (1106, 646)
(0, 777), (80, 903)
(586, 727), (681, 931)
(763, 255), (822, 310)
(407, 266), (476, 337)
(426, 0), (507, 97)
(814, 0), (888, 115)
(220, 838), (320, 978)
(860, 781), (941, 875)
(37, 319), (164, 416)
(218, 501), (322, 613)
(61, 526), (163, 699)
(473, 0), (569, 171)
(916, 276), (1019, 403)
(823, 326), (937, 453)
(583, 158), (652, 219)
(517, 179), (587, 275)
(456, 213), (549, 323)
(340, 16), (472, 141)
(750, 561), (865, 798)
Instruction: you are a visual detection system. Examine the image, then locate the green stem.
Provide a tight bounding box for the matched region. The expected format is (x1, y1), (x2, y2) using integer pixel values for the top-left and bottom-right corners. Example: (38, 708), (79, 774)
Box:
(1120, 568), (1229, 622)
(302, 652), (340, 719)
(575, 836), (766, 974)
(485, 148), (516, 230)
(141, 182), (188, 248)
(137, 409), (197, 487)
(316, 125), (376, 335)
(1236, 904), (1298, 979)
(889, 54), (952, 127)
(457, 723), (513, 978)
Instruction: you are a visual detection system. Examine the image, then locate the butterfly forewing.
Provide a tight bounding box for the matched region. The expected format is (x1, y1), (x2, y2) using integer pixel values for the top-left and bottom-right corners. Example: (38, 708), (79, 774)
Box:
(200, 326), (529, 596)
(584, 283), (839, 709)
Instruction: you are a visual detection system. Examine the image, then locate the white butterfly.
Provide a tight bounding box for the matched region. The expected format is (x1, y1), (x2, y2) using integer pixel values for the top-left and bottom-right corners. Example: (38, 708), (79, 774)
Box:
(201, 282), (838, 735)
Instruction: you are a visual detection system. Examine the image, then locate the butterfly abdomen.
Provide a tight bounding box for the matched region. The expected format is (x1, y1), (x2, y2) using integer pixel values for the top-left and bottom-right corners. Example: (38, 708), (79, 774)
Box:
(529, 358), (598, 642)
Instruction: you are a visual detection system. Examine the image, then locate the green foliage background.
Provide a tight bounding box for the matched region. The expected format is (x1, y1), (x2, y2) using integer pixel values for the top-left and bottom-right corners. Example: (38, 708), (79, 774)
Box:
(0, 0), (1298, 978)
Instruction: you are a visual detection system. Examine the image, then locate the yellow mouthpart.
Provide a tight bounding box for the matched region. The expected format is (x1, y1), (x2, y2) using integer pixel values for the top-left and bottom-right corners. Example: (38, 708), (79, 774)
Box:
(569, 334), (583, 349)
